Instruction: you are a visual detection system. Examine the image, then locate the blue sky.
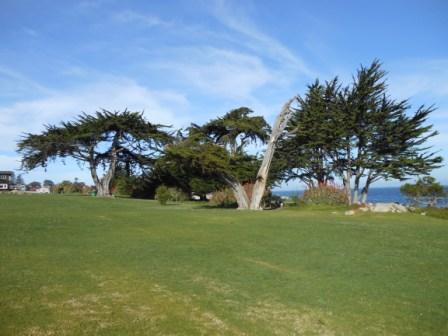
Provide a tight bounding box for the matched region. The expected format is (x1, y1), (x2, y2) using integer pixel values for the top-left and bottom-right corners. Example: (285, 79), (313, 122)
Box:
(1, 0), (447, 189)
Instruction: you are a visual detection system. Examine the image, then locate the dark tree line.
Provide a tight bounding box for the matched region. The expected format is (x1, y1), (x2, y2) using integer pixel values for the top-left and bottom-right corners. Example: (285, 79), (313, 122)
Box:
(17, 60), (442, 206)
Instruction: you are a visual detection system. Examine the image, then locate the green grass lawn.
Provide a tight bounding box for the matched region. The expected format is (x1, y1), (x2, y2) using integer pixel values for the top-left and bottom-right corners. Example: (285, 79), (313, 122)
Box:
(1, 194), (447, 335)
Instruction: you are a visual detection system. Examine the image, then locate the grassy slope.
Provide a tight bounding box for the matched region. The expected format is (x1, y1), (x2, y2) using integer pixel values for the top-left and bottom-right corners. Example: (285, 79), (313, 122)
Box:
(0, 195), (447, 335)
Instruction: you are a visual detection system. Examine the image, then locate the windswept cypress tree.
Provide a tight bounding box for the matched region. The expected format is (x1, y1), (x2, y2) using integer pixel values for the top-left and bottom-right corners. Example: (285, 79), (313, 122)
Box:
(17, 110), (171, 196)
(162, 107), (270, 209)
(277, 60), (442, 204)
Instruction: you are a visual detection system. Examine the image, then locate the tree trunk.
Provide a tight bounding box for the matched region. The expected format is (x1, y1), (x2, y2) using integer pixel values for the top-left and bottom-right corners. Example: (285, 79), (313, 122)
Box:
(250, 97), (296, 210)
(360, 184), (369, 204)
(222, 175), (250, 209)
(345, 143), (352, 205)
(343, 175), (351, 205)
(352, 173), (362, 204)
(90, 146), (118, 197)
(360, 173), (373, 204)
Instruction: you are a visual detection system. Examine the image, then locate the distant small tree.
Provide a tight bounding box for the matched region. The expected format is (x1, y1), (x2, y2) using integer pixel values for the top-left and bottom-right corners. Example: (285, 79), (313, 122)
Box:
(400, 176), (446, 207)
(43, 179), (55, 191)
(27, 181), (41, 191)
(15, 174), (25, 186)
(54, 180), (73, 194)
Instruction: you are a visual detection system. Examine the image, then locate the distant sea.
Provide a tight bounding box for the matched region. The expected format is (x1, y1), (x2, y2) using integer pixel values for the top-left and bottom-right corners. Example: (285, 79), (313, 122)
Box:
(273, 187), (448, 207)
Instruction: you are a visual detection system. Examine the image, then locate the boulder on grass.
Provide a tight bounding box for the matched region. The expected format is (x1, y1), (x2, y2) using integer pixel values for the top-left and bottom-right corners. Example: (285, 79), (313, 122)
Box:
(369, 203), (408, 213)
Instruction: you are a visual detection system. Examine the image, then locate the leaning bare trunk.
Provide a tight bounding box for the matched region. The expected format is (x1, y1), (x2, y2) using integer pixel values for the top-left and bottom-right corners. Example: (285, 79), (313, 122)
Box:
(249, 137), (275, 210)
(222, 175), (250, 209)
(250, 97), (296, 210)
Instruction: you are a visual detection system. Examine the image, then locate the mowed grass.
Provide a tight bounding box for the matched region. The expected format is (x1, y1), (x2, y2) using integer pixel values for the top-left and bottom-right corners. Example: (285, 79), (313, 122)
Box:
(1, 195), (447, 335)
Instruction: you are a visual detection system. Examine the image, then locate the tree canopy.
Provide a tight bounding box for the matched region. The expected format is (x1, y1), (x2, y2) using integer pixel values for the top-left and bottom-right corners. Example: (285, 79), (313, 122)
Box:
(15, 60), (443, 208)
(18, 109), (171, 196)
(161, 107), (270, 209)
(277, 60), (442, 204)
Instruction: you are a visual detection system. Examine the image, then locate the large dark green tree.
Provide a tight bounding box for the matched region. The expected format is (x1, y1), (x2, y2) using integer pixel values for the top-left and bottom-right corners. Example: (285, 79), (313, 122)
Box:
(17, 110), (171, 197)
(277, 60), (442, 204)
(276, 79), (341, 188)
(162, 107), (270, 209)
(343, 60), (442, 203)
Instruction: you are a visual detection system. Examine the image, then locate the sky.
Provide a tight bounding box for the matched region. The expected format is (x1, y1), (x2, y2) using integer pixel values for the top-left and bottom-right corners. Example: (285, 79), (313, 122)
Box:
(0, 0), (447, 190)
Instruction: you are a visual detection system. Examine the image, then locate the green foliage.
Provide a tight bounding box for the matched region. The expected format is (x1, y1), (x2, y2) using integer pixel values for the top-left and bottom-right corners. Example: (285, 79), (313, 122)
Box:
(277, 79), (341, 186)
(401, 176), (446, 206)
(17, 109), (171, 196)
(168, 187), (188, 202)
(54, 180), (92, 194)
(196, 107), (270, 155)
(155, 185), (188, 205)
(155, 185), (171, 205)
(277, 60), (442, 202)
(189, 177), (220, 197)
(112, 175), (137, 197)
(423, 208), (448, 220)
(163, 111), (265, 189)
(300, 184), (348, 206)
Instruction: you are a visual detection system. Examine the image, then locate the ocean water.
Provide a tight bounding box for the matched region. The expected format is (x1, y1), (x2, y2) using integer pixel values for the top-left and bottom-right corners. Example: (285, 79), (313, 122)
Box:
(273, 187), (448, 207)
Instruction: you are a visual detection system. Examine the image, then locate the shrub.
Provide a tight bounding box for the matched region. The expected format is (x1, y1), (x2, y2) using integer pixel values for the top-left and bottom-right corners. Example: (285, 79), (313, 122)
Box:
(210, 189), (237, 208)
(168, 187), (188, 202)
(300, 183), (348, 206)
(155, 186), (188, 205)
(155, 185), (171, 205)
(425, 207), (448, 220)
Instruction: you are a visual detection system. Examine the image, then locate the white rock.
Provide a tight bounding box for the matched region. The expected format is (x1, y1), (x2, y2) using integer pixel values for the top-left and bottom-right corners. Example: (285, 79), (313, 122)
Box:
(345, 210), (355, 216)
(369, 203), (408, 213)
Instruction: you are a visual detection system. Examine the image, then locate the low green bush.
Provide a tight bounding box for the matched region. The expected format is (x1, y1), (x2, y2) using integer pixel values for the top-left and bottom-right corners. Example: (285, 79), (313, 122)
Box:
(413, 207), (448, 220)
(155, 185), (189, 205)
(155, 185), (171, 205)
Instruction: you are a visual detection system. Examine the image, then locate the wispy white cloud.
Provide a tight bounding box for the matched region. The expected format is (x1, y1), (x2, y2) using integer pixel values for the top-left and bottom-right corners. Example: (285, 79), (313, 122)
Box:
(0, 154), (22, 171)
(211, 0), (316, 78)
(0, 66), (54, 98)
(0, 77), (190, 152)
(388, 59), (448, 100)
(113, 10), (172, 28)
(22, 27), (38, 37)
(150, 47), (273, 99)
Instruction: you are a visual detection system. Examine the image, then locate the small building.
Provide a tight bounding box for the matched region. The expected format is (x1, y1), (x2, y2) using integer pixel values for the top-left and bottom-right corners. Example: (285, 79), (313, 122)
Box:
(0, 171), (15, 191)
